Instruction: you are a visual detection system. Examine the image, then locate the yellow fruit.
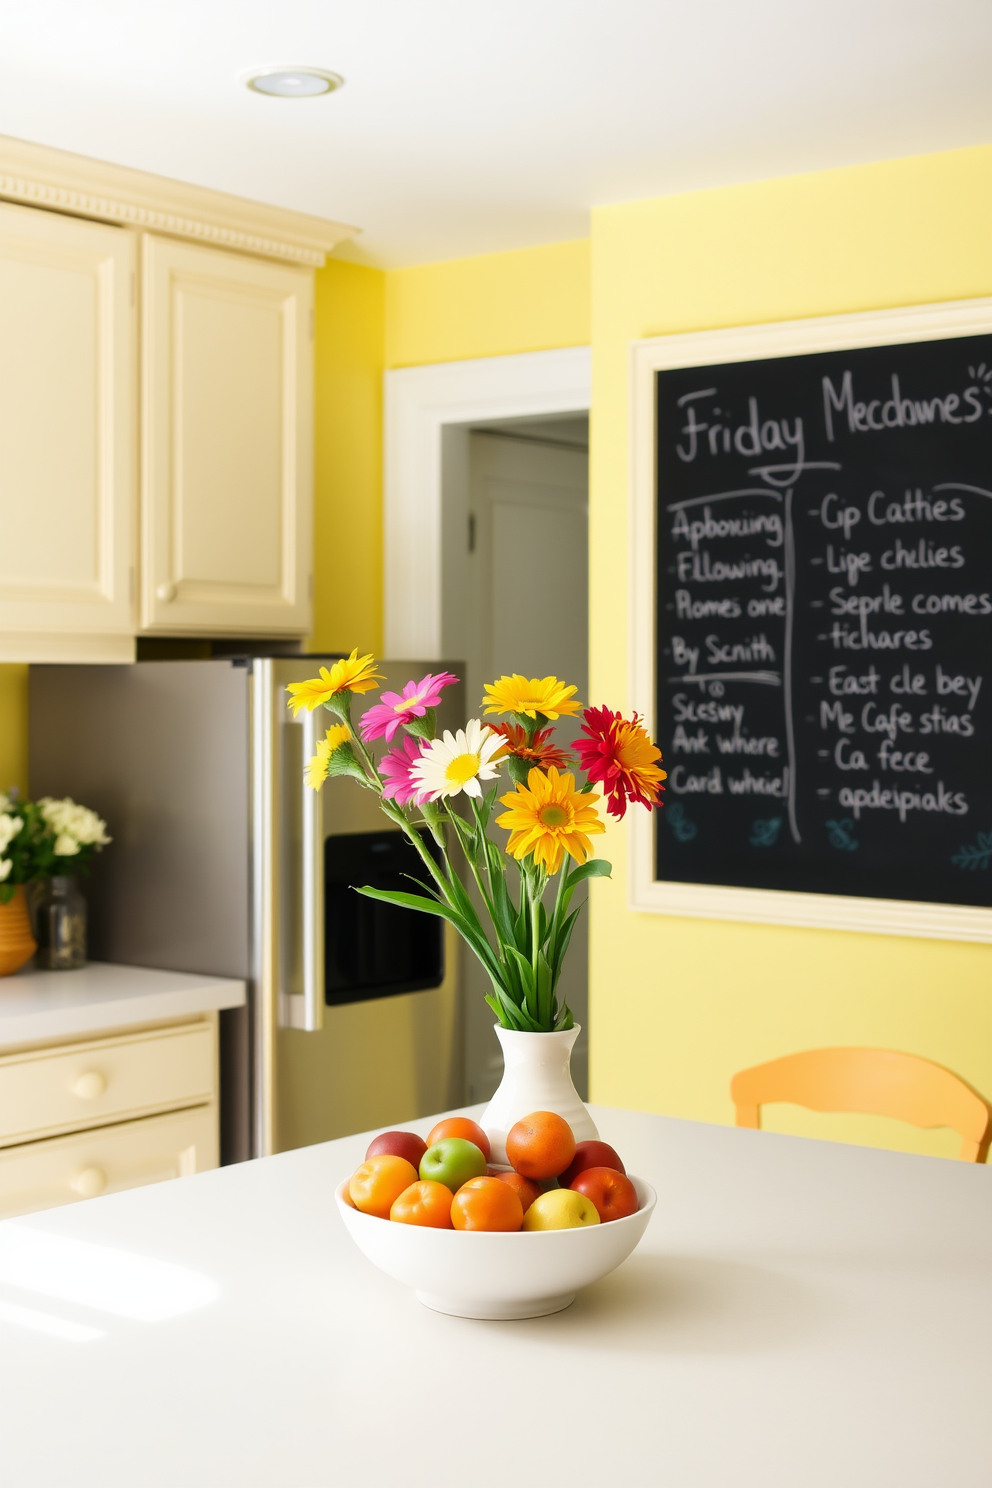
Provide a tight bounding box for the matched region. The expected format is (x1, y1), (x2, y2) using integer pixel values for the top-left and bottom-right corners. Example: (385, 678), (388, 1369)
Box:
(521, 1188), (600, 1231)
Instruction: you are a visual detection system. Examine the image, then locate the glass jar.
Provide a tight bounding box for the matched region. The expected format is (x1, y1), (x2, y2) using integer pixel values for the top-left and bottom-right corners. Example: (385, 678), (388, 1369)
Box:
(33, 876), (87, 971)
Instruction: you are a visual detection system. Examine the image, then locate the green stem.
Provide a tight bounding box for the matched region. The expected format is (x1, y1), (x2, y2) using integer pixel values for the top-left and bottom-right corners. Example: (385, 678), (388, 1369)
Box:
(443, 801), (499, 930)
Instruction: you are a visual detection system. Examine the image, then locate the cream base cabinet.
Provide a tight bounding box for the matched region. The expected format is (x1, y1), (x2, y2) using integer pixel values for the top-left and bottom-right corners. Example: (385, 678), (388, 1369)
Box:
(140, 235), (314, 637)
(0, 201), (136, 662)
(0, 1016), (219, 1220)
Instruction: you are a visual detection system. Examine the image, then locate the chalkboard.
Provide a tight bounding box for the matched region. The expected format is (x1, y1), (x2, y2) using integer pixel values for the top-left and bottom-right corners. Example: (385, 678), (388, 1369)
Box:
(653, 331), (992, 911)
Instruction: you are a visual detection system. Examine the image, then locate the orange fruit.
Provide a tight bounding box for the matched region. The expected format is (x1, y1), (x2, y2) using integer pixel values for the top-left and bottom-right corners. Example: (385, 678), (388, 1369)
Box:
(349, 1155), (419, 1219)
(426, 1116), (492, 1162)
(390, 1180), (454, 1228)
(450, 1176), (524, 1232)
(505, 1111), (576, 1180)
(490, 1168), (543, 1214)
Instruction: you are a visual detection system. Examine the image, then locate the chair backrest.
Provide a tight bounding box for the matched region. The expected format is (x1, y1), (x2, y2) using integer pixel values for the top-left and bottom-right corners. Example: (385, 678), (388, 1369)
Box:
(730, 1047), (992, 1162)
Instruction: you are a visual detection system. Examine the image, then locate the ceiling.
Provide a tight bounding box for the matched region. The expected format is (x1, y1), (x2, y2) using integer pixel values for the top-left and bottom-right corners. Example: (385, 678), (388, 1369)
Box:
(1, 1), (990, 268)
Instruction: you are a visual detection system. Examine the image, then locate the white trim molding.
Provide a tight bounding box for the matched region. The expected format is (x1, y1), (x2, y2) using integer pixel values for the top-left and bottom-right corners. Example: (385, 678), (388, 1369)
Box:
(629, 295), (992, 942)
(384, 346), (592, 657)
(0, 133), (355, 267)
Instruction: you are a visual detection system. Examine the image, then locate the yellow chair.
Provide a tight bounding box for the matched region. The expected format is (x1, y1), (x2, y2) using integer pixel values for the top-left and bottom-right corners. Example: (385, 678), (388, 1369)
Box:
(730, 1047), (992, 1162)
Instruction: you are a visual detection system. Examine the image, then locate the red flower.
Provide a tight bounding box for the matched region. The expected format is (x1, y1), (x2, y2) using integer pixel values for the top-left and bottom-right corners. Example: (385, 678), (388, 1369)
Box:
(487, 723), (572, 770)
(574, 706), (666, 820)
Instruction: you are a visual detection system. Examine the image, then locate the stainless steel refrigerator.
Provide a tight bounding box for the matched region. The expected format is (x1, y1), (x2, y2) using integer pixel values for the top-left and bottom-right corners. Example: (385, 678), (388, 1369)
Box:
(28, 656), (466, 1162)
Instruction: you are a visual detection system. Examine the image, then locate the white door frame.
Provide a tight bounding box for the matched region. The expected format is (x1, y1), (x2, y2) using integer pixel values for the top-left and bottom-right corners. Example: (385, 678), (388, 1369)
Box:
(383, 346), (592, 657)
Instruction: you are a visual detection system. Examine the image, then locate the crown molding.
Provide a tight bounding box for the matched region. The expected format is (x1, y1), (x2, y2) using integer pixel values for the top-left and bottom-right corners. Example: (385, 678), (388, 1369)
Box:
(0, 133), (356, 267)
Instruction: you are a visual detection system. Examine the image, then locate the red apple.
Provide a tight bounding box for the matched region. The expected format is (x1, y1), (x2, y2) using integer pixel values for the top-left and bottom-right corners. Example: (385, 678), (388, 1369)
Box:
(569, 1167), (639, 1223)
(559, 1140), (626, 1188)
(365, 1130), (428, 1168)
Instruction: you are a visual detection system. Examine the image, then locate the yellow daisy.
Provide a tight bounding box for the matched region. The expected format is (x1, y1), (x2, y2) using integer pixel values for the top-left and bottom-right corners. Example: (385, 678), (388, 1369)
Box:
(496, 766), (605, 875)
(287, 651), (382, 715)
(482, 674), (582, 721)
(305, 725), (352, 790)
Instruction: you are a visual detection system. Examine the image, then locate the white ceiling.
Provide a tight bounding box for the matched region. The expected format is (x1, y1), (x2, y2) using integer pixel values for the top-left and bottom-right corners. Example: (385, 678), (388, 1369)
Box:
(1, 1), (991, 268)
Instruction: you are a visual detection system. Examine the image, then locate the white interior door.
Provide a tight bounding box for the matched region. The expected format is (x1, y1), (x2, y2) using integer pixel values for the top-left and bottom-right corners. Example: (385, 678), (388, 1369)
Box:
(446, 424), (590, 1101)
(469, 431), (588, 708)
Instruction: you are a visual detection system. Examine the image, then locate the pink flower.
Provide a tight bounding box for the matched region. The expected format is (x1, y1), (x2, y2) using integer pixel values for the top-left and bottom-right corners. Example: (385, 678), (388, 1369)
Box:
(360, 671), (459, 743)
(379, 735), (429, 805)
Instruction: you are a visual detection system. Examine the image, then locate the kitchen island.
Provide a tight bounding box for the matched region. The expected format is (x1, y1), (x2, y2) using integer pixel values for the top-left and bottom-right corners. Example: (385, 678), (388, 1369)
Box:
(0, 1104), (988, 1487)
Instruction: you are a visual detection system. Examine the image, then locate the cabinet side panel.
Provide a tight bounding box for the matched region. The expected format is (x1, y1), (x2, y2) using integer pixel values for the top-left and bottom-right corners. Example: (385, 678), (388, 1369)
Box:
(28, 661), (250, 978)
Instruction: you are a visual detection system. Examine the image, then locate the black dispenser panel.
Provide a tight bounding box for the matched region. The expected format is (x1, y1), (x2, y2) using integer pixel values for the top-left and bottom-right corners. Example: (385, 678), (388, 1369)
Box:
(324, 829), (445, 1006)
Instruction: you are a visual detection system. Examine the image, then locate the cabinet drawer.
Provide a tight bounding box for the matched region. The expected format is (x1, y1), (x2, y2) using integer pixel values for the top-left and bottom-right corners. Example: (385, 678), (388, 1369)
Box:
(0, 1104), (218, 1219)
(0, 1022), (215, 1147)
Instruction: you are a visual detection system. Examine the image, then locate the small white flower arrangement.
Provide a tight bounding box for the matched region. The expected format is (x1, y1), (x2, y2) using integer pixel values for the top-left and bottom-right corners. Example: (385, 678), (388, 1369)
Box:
(0, 792), (110, 905)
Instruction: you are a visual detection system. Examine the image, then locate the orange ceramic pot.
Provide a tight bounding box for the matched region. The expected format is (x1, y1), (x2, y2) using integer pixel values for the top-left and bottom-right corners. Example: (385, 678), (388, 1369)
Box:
(0, 885), (37, 977)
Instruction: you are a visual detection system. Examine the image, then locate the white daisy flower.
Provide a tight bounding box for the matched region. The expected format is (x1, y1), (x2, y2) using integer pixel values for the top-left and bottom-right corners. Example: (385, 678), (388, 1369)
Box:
(410, 719), (505, 801)
(0, 859), (11, 882)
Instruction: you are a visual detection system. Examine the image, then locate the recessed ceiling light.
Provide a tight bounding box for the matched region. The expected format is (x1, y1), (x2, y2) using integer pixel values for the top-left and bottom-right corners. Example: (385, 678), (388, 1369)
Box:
(246, 67), (344, 98)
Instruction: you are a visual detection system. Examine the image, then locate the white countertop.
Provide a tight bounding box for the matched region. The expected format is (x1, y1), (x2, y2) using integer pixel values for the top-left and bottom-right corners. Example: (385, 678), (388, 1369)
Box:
(0, 1103), (988, 1487)
(0, 962), (246, 1048)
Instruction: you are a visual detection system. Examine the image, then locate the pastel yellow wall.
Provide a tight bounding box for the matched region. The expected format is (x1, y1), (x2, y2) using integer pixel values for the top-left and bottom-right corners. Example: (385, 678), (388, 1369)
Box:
(311, 239), (590, 657)
(311, 258), (386, 656)
(589, 145), (992, 1159)
(0, 665), (28, 799)
(385, 238), (590, 367)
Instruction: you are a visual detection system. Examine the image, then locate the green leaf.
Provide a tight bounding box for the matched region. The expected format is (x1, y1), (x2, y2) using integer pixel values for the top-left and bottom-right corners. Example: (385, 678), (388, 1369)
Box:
(505, 945), (539, 1024)
(552, 906), (582, 982)
(355, 885), (501, 982)
(484, 841), (518, 947)
(535, 948), (554, 1029)
(564, 857), (613, 891)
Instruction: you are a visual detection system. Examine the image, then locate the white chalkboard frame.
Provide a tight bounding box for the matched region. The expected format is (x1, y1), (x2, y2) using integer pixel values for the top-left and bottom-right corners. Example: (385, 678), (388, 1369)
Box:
(629, 296), (992, 942)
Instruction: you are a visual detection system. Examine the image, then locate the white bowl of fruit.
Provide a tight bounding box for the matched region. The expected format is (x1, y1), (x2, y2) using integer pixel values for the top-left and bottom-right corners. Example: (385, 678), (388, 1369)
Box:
(336, 1112), (656, 1320)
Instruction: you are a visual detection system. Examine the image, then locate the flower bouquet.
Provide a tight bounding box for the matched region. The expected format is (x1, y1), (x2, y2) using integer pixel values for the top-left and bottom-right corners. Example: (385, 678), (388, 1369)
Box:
(288, 652), (665, 1041)
(0, 793), (110, 975)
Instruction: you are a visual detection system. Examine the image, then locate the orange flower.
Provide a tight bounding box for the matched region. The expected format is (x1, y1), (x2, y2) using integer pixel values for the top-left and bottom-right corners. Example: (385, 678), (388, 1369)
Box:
(574, 706), (666, 820)
(487, 723), (572, 771)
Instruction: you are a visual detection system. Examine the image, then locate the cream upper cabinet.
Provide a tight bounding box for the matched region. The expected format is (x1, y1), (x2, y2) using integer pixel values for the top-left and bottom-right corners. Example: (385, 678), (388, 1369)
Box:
(140, 235), (314, 636)
(0, 200), (135, 662)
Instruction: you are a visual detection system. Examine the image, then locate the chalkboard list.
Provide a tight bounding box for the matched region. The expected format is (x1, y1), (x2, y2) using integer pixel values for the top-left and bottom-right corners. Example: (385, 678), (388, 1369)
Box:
(655, 333), (992, 907)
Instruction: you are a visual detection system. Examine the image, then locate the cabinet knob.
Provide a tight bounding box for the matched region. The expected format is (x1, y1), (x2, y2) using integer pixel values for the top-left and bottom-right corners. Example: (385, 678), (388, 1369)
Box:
(71, 1166), (107, 1199)
(156, 581), (177, 603)
(72, 1070), (107, 1100)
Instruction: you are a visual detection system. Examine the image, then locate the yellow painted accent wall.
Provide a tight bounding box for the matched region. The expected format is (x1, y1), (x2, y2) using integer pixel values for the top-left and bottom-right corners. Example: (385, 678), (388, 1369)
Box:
(0, 665), (29, 799)
(589, 146), (992, 1160)
(311, 258), (386, 656)
(385, 238), (590, 368)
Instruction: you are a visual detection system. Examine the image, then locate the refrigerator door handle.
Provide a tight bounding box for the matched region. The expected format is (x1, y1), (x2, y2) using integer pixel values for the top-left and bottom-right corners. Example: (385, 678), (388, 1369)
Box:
(300, 707), (325, 1033)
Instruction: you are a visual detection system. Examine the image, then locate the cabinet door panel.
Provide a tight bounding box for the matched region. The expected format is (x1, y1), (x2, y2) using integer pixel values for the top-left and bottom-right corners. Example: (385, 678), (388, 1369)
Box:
(142, 236), (313, 635)
(0, 202), (135, 658)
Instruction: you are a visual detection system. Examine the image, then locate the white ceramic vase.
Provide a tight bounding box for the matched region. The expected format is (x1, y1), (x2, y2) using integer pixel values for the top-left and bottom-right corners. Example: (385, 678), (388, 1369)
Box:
(480, 1024), (599, 1164)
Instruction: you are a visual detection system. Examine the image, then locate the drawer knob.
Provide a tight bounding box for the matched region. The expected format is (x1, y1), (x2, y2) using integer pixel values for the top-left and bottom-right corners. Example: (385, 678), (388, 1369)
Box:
(72, 1071), (107, 1100)
(156, 581), (177, 603)
(71, 1166), (107, 1199)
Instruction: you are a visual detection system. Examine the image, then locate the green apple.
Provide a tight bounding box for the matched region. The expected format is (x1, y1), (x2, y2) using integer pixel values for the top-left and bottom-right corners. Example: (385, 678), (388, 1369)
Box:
(419, 1137), (487, 1192)
(522, 1188), (601, 1231)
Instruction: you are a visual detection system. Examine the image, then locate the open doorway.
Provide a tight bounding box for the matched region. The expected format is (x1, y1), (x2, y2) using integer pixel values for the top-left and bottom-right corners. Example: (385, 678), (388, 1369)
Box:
(440, 413), (590, 1101)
